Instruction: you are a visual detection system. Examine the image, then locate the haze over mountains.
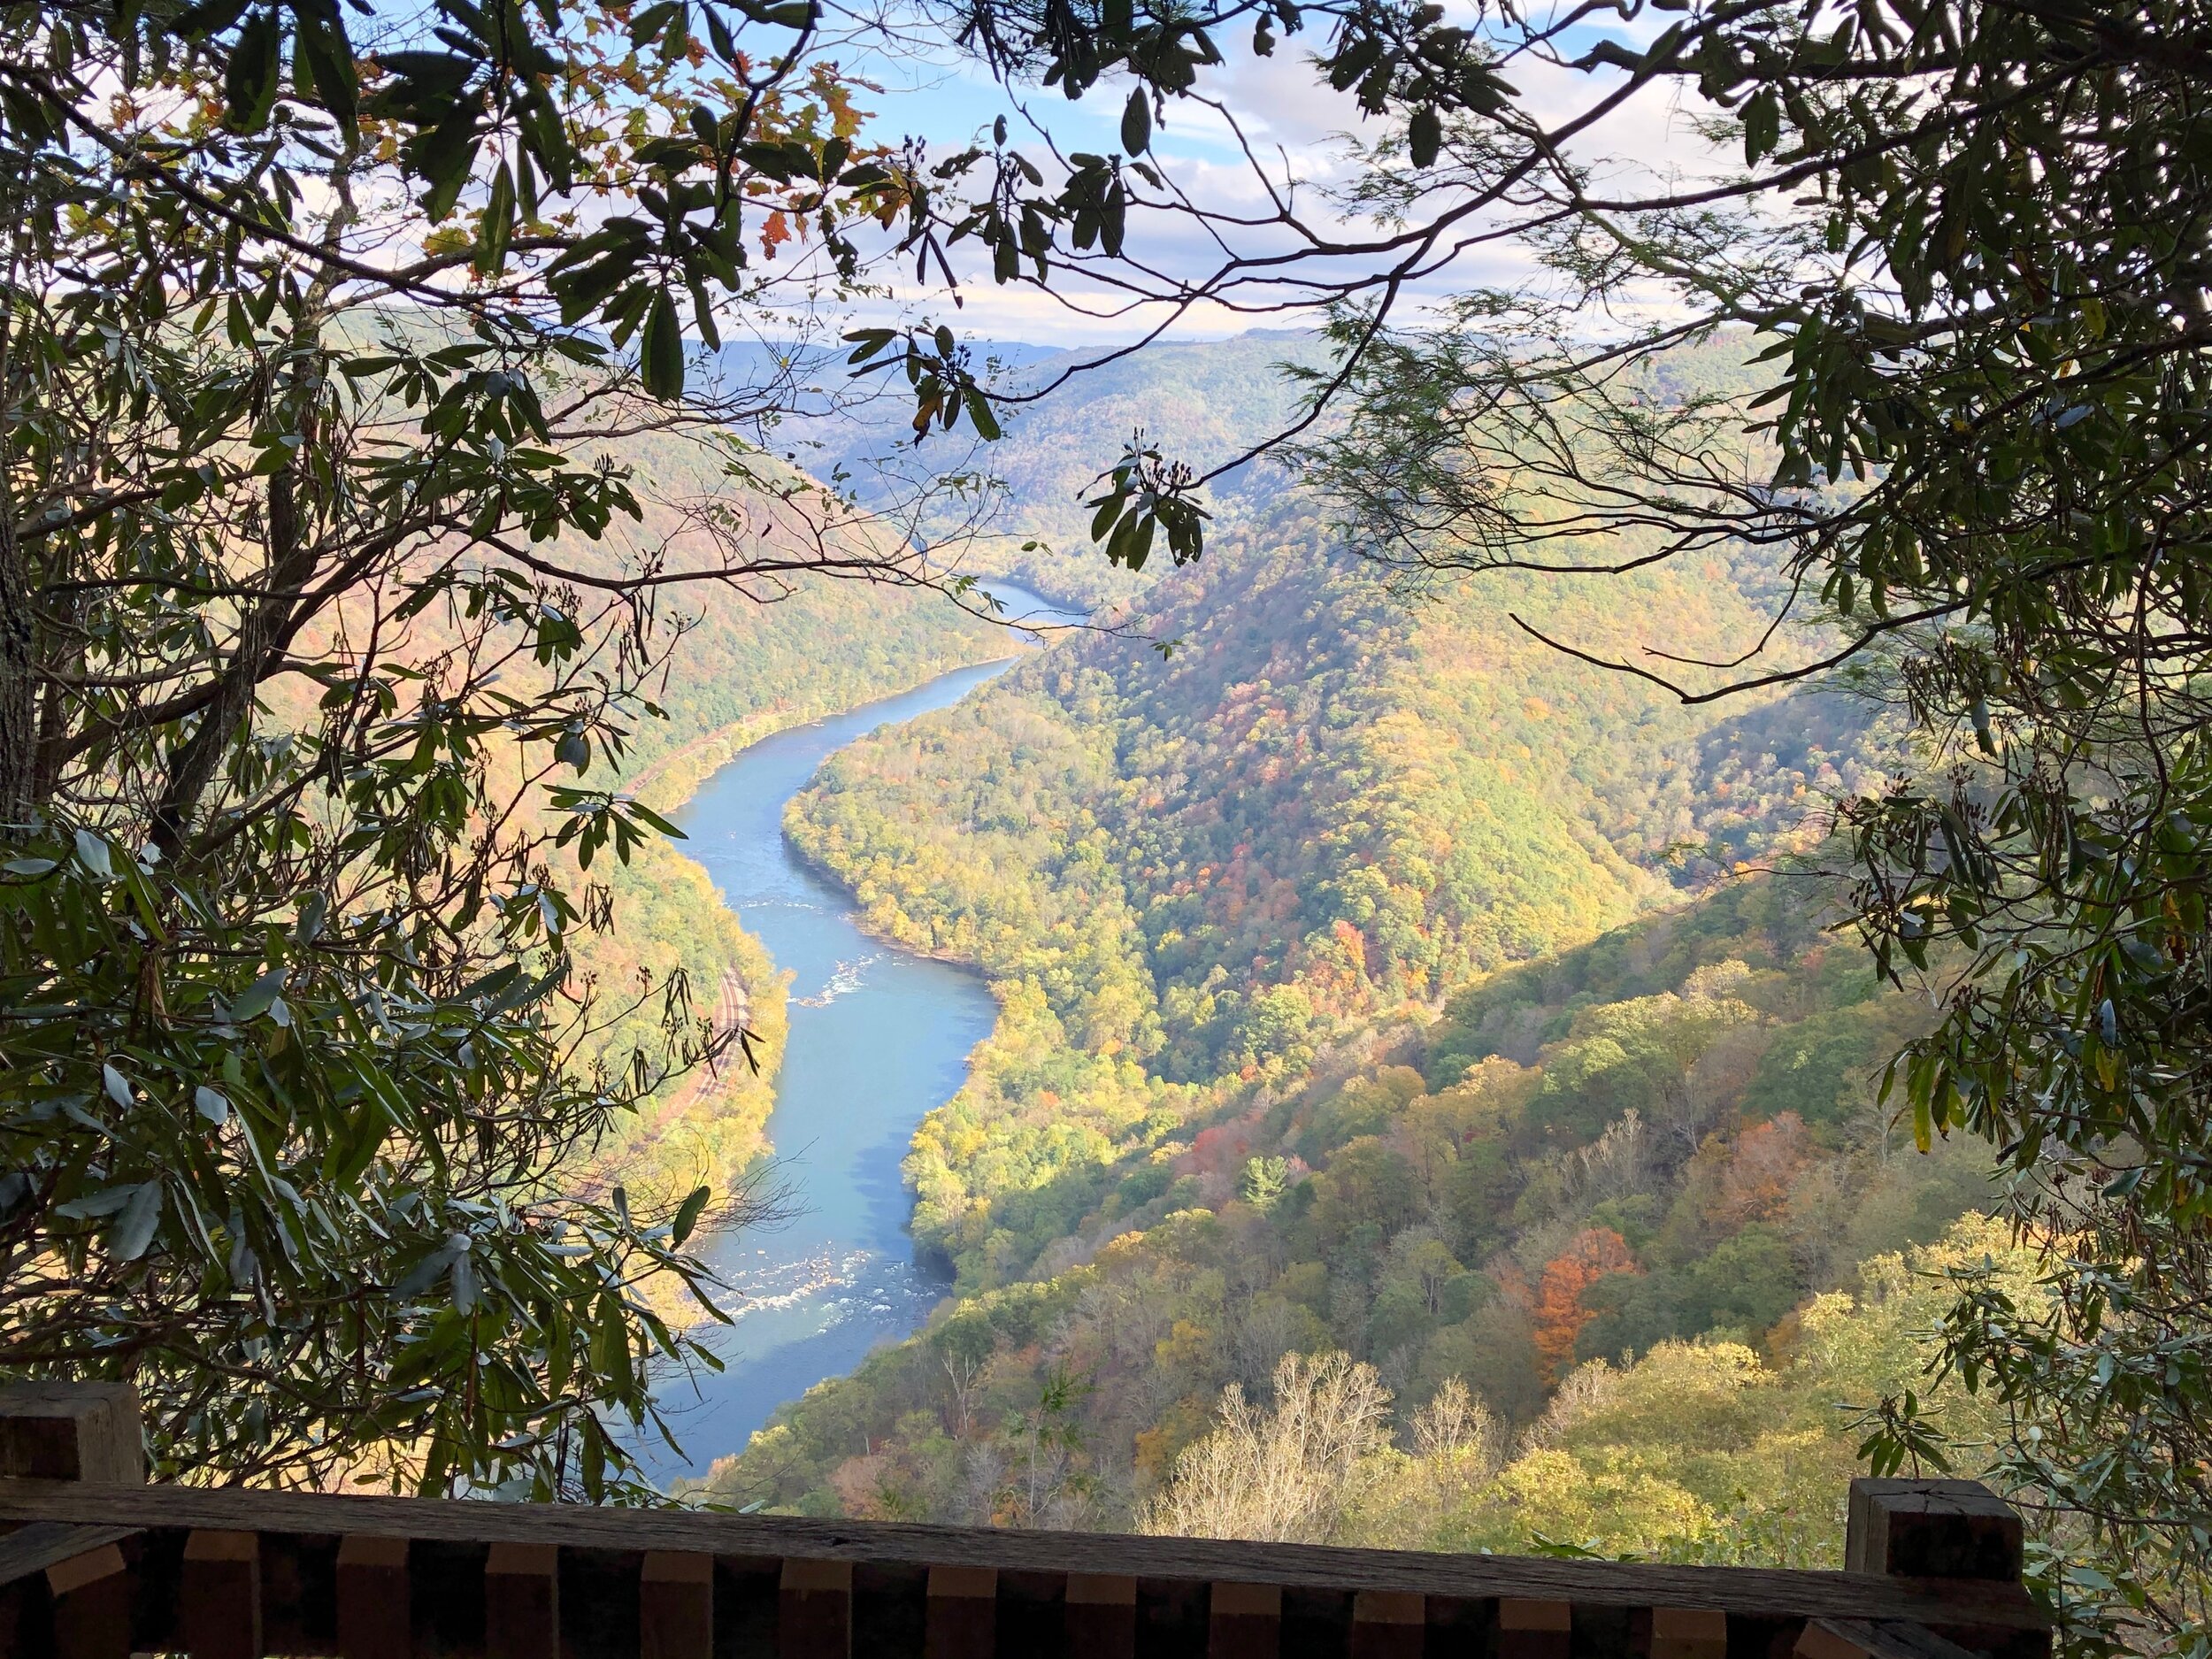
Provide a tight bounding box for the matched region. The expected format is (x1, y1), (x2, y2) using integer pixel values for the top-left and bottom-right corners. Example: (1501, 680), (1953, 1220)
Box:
(703, 330), (1334, 607)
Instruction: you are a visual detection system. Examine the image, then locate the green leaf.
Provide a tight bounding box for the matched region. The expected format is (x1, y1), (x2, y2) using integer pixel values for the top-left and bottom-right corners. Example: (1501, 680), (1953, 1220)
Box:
(625, 799), (687, 839)
(1121, 90), (1151, 156)
(102, 1063), (133, 1110)
(224, 9), (283, 134)
(228, 967), (288, 1023)
(629, 1), (680, 45)
(1408, 106), (1442, 169)
(964, 388), (1002, 442)
(57, 1187), (139, 1220)
(1742, 89), (1781, 164)
(396, 1240), (462, 1299)
(477, 160), (514, 276)
(73, 829), (111, 878)
(112, 1181), (163, 1262)
(295, 14), (358, 136)
(168, 0), (254, 37)
(641, 287), (685, 401)
(672, 1185), (711, 1245)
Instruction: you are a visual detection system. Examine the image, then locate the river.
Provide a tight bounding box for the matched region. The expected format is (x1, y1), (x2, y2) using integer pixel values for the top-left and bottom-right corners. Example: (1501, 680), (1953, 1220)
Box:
(636, 584), (1084, 1486)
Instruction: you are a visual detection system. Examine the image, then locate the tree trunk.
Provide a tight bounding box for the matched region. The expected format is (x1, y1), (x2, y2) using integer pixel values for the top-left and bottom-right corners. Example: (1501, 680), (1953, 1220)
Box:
(150, 471), (312, 862)
(0, 514), (36, 833)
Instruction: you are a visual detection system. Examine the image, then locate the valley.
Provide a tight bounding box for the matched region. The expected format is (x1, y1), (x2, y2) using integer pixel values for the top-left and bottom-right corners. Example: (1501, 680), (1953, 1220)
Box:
(21, 4), (2192, 1633)
(584, 334), (1997, 1560)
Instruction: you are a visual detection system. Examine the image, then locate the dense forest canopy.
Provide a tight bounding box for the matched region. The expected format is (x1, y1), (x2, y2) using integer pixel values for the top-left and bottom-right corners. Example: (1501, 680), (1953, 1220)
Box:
(1275, 4), (2212, 1647)
(926, 0), (2212, 1641)
(782, 480), (1899, 1287)
(703, 873), (2000, 1556)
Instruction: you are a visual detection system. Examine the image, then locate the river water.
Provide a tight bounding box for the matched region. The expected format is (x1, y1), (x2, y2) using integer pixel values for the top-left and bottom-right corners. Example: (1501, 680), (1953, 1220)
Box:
(637, 585), (1083, 1486)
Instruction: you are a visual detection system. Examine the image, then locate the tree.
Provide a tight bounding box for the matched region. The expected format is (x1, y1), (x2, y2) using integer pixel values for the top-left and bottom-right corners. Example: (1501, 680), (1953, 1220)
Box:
(1140, 1348), (1394, 1543)
(1709, 1115), (1812, 1231)
(1204, 0), (2212, 1644)
(0, 0), (1114, 1494)
(1532, 1228), (1638, 1380)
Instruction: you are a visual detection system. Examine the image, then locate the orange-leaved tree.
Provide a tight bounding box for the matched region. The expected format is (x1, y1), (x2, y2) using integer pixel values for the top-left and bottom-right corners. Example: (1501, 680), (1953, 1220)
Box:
(1532, 1229), (1639, 1381)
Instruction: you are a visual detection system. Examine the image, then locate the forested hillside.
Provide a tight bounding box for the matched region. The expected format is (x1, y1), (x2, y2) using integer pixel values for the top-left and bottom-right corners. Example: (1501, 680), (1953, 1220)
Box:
(27, 0), (2193, 1613)
(702, 878), (2001, 1554)
(547, 426), (1009, 790)
(783, 502), (1897, 1290)
(242, 438), (1002, 1217)
(945, 332), (1334, 608)
(659, 440), (1982, 1551)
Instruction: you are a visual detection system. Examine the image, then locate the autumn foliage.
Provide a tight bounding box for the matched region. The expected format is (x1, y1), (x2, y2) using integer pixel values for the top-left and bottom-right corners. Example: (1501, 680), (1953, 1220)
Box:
(1709, 1112), (1814, 1228)
(1533, 1228), (1640, 1379)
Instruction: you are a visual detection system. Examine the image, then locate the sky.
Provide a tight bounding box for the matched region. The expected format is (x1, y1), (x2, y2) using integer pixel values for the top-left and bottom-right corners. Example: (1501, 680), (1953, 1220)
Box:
(800, 3), (1729, 349)
(327, 2), (1728, 358)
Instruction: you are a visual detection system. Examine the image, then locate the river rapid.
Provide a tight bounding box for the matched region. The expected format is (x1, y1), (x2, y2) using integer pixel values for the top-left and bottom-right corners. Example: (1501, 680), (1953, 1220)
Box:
(636, 584), (1083, 1486)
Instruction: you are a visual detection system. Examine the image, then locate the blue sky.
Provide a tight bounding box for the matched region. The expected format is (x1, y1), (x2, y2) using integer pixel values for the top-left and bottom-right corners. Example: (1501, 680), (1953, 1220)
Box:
(798, 6), (1720, 349)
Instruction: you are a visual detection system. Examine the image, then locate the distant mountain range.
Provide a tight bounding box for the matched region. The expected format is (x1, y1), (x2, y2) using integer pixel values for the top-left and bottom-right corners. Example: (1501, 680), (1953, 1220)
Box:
(697, 329), (1333, 607)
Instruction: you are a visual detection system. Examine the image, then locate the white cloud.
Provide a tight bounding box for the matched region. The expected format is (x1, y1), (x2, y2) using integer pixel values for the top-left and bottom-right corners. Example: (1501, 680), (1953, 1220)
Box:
(772, 7), (1737, 348)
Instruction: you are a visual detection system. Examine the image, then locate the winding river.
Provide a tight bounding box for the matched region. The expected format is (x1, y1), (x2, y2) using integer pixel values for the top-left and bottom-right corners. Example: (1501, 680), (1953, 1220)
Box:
(636, 585), (1083, 1486)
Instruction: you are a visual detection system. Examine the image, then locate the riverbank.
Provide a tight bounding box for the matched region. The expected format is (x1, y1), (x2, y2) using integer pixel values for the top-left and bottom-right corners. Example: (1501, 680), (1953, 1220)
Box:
(635, 588), (1086, 1485)
(621, 585), (1093, 819)
(586, 599), (1065, 1210)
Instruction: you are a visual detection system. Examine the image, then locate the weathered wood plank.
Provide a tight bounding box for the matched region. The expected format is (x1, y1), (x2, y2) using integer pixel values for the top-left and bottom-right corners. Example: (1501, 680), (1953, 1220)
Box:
(1349, 1588), (1423, 1659)
(1499, 1595), (1572, 1659)
(43, 1541), (125, 1599)
(0, 1385), (143, 1486)
(1847, 1481), (2024, 1584)
(780, 1555), (851, 1657)
(46, 1540), (130, 1659)
(641, 1549), (713, 1659)
(1647, 1604), (1729, 1659)
(1065, 1571), (1138, 1659)
(1210, 1580), (1280, 1659)
(0, 1480), (2050, 1633)
(0, 1524), (138, 1588)
(1799, 1617), (1985, 1659)
(485, 1540), (559, 1659)
(923, 1564), (994, 1659)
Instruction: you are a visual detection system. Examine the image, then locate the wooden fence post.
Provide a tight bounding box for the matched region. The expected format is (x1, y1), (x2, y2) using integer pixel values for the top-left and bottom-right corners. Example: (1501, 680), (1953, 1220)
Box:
(1846, 1479), (2025, 1584)
(0, 1382), (147, 1659)
(1064, 1571), (1137, 1659)
(1499, 1597), (1574, 1659)
(180, 1530), (261, 1659)
(0, 1383), (143, 1486)
(485, 1541), (560, 1659)
(641, 1550), (714, 1659)
(1208, 1581), (1280, 1659)
(780, 1557), (852, 1658)
(1349, 1590), (1425, 1659)
(335, 1534), (411, 1659)
(1801, 1479), (2044, 1659)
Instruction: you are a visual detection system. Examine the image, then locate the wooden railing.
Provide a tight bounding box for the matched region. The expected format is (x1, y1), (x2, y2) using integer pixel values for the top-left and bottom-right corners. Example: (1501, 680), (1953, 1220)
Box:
(0, 1383), (2052, 1659)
